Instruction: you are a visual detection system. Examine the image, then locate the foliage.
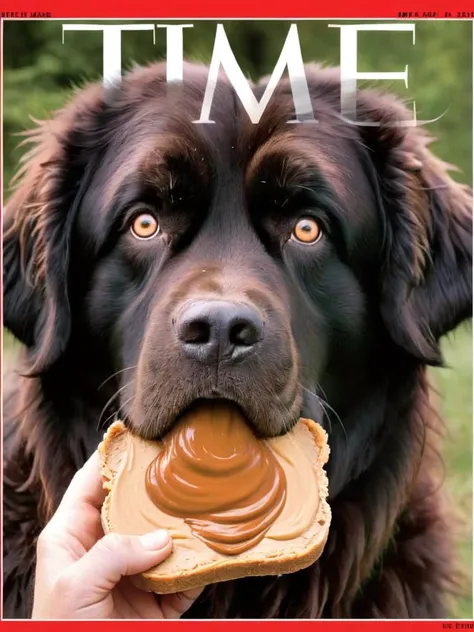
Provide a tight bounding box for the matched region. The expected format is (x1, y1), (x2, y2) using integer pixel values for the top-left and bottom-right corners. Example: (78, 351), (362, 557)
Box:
(433, 326), (473, 619)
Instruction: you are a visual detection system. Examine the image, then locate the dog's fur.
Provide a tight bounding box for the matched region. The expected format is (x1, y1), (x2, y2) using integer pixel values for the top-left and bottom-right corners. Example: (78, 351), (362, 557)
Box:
(3, 62), (472, 619)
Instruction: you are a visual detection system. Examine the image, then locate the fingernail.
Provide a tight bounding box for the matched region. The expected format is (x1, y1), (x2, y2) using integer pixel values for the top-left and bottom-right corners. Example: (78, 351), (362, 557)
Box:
(140, 529), (171, 550)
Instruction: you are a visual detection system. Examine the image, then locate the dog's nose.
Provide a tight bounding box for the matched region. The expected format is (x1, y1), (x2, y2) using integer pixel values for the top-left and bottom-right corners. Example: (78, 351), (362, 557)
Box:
(176, 300), (264, 363)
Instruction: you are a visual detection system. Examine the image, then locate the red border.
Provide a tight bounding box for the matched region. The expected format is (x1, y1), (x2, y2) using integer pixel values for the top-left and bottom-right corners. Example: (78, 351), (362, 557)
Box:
(0, 1), (473, 17)
(0, 622), (469, 629)
(1, 4), (473, 632)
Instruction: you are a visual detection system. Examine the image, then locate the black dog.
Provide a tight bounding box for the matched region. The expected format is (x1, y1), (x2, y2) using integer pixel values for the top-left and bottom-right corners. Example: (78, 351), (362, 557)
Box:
(3, 62), (472, 618)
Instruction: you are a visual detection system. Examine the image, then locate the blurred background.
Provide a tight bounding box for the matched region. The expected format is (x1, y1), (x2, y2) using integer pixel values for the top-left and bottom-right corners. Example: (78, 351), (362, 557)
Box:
(2, 20), (473, 618)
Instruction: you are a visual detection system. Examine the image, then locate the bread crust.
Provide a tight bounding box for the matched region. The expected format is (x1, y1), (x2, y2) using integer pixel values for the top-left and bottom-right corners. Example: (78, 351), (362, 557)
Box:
(99, 419), (331, 594)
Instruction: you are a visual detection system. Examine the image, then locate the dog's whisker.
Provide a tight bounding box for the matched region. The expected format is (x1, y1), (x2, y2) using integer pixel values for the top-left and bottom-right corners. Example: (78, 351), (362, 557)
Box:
(98, 365), (137, 391)
(267, 387), (300, 448)
(101, 394), (136, 430)
(96, 377), (158, 433)
(299, 383), (348, 442)
(97, 381), (134, 431)
(298, 383), (332, 433)
(318, 397), (348, 442)
(308, 382), (336, 435)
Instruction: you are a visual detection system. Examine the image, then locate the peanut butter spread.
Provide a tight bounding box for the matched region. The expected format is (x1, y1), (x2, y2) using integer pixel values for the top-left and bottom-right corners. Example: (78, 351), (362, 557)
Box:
(107, 404), (321, 559)
(145, 403), (287, 554)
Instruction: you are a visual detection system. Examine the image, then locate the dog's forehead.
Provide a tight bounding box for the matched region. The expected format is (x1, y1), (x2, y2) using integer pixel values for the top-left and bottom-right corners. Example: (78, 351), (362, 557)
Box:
(83, 71), (378, 240)
(117, 87), (368, 195)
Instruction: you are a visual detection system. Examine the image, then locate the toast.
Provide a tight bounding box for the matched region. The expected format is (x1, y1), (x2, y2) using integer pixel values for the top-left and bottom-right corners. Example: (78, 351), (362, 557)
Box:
(99, 411), (331, 594)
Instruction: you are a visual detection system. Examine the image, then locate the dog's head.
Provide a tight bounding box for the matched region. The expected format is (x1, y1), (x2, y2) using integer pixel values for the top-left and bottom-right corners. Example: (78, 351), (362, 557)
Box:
(4, 62), (472, 470)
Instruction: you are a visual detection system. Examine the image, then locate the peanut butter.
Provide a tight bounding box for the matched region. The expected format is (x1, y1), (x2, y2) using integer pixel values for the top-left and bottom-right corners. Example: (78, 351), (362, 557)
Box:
(106, 410), (321, 562)
(145, 403), (287, 555)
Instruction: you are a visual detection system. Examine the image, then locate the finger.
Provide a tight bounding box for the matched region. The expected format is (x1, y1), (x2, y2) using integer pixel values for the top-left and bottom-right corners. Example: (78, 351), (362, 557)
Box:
(37, 452), (107, 573)
(44, 451), (105, 540)
(58, 530), (173, 607)
(160, 586), (205, 619)
(56, 451), (106, 515)
(114, 578), (165, 619)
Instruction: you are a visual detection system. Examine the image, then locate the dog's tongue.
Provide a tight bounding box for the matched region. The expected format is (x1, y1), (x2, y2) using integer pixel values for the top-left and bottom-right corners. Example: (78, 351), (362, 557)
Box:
(145, 401), (288, 555)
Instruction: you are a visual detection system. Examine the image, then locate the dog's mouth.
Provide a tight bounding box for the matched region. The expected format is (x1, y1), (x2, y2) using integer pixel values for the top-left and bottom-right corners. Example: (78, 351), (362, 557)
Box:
(172, 397), (258, 434)
(145, 397), (268, 441)
(122, 389), (301, 441)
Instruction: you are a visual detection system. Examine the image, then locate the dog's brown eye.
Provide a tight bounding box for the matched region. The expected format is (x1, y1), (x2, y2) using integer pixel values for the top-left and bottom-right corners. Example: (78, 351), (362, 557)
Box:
(292, 218), (321, 244)
(130, 213), (160, 240)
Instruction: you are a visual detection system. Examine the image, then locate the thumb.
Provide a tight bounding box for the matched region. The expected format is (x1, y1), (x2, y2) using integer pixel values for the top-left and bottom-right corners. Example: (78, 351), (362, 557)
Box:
(63, 530), (173, 598)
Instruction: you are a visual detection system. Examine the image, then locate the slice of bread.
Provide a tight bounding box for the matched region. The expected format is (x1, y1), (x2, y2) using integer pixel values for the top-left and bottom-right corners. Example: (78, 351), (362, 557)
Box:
(99, 417), (331, 594)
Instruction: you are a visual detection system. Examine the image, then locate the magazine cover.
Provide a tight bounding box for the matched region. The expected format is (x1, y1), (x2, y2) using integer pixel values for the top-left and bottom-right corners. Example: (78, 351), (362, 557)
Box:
(1, 13), (473, 627)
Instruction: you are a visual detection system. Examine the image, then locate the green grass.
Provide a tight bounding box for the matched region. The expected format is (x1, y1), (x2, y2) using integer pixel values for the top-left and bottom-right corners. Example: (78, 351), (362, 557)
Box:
(432, 325), (473, 619)
(3, 326), (473, 617)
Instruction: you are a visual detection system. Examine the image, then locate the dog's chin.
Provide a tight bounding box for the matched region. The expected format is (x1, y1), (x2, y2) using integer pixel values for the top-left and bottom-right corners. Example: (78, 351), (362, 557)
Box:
(123, 392), (301, 441)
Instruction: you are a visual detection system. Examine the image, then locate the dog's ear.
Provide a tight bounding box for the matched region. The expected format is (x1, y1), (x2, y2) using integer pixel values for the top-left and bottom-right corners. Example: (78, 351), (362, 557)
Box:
(3, 85), (104, 374)
(357, 91), (472, 366)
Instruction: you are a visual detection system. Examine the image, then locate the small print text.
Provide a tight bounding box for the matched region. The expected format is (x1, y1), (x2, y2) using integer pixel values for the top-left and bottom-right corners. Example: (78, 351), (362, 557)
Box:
(1, 11), (51, 17)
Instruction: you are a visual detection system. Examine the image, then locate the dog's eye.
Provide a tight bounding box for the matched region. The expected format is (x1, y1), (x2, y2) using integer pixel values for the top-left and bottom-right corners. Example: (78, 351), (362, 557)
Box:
(291, 218), (322, 244)
(130, 213), (160, 240)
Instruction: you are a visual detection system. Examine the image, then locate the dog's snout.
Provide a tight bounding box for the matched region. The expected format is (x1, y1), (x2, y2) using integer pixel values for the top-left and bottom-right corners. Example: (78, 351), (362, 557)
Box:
(176, 300), (264, 364)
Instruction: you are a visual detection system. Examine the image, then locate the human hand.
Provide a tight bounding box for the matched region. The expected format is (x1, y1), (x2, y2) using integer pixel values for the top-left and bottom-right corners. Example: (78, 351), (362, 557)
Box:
(32, 451), (203, 619)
